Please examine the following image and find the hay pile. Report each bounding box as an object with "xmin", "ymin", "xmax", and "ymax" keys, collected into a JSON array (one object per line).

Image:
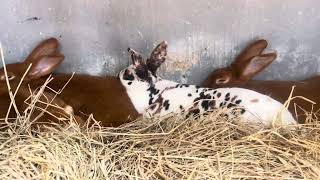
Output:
[
  {"xmin": 0, "ymin": 94, "xmax": 319, "ymax": 179},
  {"xmin": 0, "ymin": 44, "xmax": 319, "ymax": 179}
]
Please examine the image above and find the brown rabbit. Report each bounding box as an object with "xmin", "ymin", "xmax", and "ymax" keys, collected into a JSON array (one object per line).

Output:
[
  {"xmin": 0, "ymin": 81, "xmax": 85, "ymax": 129},
  {"xmin": 202, "ymin": 39, "xmax": 319, "ymax": 123},
  {"xmin": 0, "ymin": 40, "xmax": 84, "ymax": 128},
  {"xmin": 0, "ymin": 38, "xmax": 168, "ymax": 127}
]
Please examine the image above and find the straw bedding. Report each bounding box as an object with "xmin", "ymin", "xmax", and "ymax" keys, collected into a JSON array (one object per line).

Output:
[
  {"xmin": 0, "ymin": 87, "xmax": 319, "ymax": 179},
  {"xmin": 0, "ymin": 45, "xmax": 319, "ymax": 180}
]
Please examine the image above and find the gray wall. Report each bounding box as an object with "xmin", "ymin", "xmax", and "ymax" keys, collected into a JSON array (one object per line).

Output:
[{"xmin": 1, "ymin": 0, "xmax": 320, "ymax": 84}]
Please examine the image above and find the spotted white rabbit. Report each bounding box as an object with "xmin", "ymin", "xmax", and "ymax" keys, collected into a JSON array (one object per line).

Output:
[{"xmin": 118, "ymin": 41, "xmax": 297, "ymax": 128}]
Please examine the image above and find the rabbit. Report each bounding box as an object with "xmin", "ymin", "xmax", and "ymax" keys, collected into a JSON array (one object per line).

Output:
[
  {"xmin": 201, "ymin": 39, "xmax": 319, "ymax": 123},
  {"xmin": 0, "ymin": 64, "xmax": 85, "ymax": 129},
  {"xmin": 117, "ymin": 42, "xmax": 297, "ymax": 129},
  {"xmin": 0, "ymin": 39, "xmax": 85, "ymax": 127},
  {"xmin": 0, "ymin": 38, "xmax": 169, "ymax": 127}
]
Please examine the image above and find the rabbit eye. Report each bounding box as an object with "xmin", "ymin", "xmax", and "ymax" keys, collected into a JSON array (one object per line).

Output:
[
  {"xmin": 7, "ymin": 74, "xmax": 15, "ymax": 80},
  {"xmin": 0, "ymin": 74, "xmax": 15, "ymax": 81},
  {"xmin": 216, "ymin": 77, "xmax": 229, "ymax": 84}
]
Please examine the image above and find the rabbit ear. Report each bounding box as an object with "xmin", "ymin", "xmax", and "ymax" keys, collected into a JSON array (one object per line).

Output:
[
  {"xmin": 232, "ymin": 39, "xmax": 268, "ymax": 70},
  {"xmin": 147, "ymin": 41, "xmax": 168, "ymax": 75},
  {"xmin": 239, "ymin": 53, "xmax": 277, "ymax": 81},
  {"xmin": 128, "ymin": 48, "xmax": 146, "ymax": 67},
  {"xmin": 127, "ymin": 48, "xmax": 153, "ymax": 82},
  {"xmin": 25, "ymin": 38, "xmax": 60, "ymax": 63},
  {"xmin": 27, "ymin": 54, "xmax": 64, "ymax": 80}
]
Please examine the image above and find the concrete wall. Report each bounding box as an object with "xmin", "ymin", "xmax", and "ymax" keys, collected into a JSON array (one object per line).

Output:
[{"xmin": 1, "ymin": 0, "xmax": 320, "ymax": 84}]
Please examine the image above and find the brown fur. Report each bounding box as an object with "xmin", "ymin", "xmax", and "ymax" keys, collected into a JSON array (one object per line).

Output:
[
  {"xmin": 29, "ymin": 75, "xmax": 139, "ymax": 127},
  {"xmin": 0, "ymin": 38, "xmax": 139, "ymax": 127},
  {"xmin": 202, "ymin": 39, "xmax": 319, "ymax": 123},
  {"xmin": 0, "ymin": 80, "xmax": 85, "ymax": 128},
  {"xmin": 0, "ymin": 38, "xmax": 83, "ymax": 128}
]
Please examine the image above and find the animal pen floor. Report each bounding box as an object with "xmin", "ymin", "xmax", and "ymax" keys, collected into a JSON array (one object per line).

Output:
[{"xmin": 0, "ymin": 87, "xmax": 319, "ymax": 179}]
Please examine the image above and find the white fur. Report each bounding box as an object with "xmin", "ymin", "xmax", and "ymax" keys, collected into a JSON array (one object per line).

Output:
[{"xmin": 119, "ymin": 65, "xmax": 296, "ymax": 128}]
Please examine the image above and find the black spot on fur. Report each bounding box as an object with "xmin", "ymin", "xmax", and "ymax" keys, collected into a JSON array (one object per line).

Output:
[
  {"xmin": 231, "ymin": 96, "xmax": 238, "ymax": 102},
  {"xmin": 194, "ymin": 97, "xmax": 200, "ymax": 102},
  {"xmin": 188, "ymin": 93, "xmax": 192, "ymax": 97},
  {"xmin": 227, "ymin": 103, "xmax": 236, "ymax": 108},
  {"xmin": 213, "ymin": 90, "xmax": 217, "ymax": 94},
  {"xmin": 195, "ymin": 85, "xmax": 200, "ymax": 89},
  {"xmin": 123, "ymin": 69, "xmax": 134, "ymax": 81},
  {"xmin": 179, "ymin": 105, "xmax": 184, "ymax": 109},
  {"xmin": 196, "ymin": 90, "xmax": 199, "ymax": 93},
  {"xmin": 163, "ymin": 100, "xmax": 170, "ymax": 110},
  {"xmin": 217, "ymin": 92, "xmax": 221, "ymax": 98},
  {"xmin": 128, "ymin": 82, "xmax": 132, "ymax": 85},
  {"xmin": 219, "ymin": 102, "xmax": 224, "ymax": 107},
  {"xmin": 231, "ymin": 109, "xmax": 237, "ymax": 115},
  {"xmin": 208, "ymin": 88, "xmax": 213, "ymax": 91},
  {"xmin": 177, "ymin": 84, "xmax": 190, "ymax": 88},
  {"xmin": 225, "ymin": 96, "xmax": 230, "ymax": 101},
  {"xmin": 149, "ymin": 97, "xmax": 154, "ymax": 105},
  {"xmin": 209, "ymin": 100, "xmax": 216, "ymax": 108},
  {"xmin": 192, "ymin": 109, "xmax": 200, "ymax": 114},
  {"xmin": 187, "ymin": 108, "xmax": 200, "ymax": 117},
  {"xmin": 147, "ymin": 86, "xmax": 157, "ymax": 94},
  {"xmin": 149, "ymin": 104, "xmax": 157, "ymax": 110},
  {"xmin": 231, "ymin": 108, "xmax": 246, "ymax": 115},
  {"xmin": 200, "ymin": 92, "xmax": 211, "ymax": 99},
  {"xmin": 194, "ymin": 92, "xmax": 212, "ymax": 103},
  {"xmin": 235, "ymin": 100, "xmax": 242, "ymax": 104},
  {"xmin": 147, "ymin": 86, "xmax": 160, "ymax": 98},
  {"xmin": 201, "ymin": 100, "xmax": 210, "ymax": 111}
]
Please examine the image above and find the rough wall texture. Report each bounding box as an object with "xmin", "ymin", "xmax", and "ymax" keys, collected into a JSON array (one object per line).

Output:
[{"xmin": 1, "ymin": 0, "xmax": 320, "ymax": 84}]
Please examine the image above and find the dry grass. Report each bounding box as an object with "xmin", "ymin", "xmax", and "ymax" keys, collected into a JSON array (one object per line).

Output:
[
  {"xmin": 1, "ymin": 44, "xmax": 320, "ymax": 179},
  {"xmin": 0, "ymin": 95, "xmax": 319, "ymax": 179}
]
